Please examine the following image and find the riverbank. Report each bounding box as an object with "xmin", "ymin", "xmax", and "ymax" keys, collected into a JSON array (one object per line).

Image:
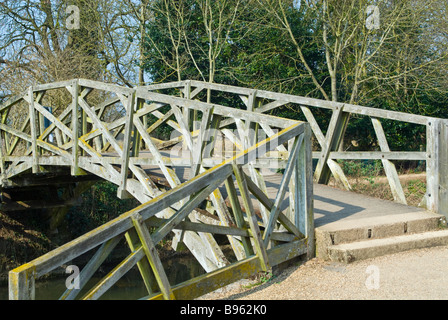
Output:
[{"xmin": 0, "ymin": 211, "xmax": 57, "ymax": 285}]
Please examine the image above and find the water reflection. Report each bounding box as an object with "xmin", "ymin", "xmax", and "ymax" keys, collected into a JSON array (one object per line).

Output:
[{"xmin": 0, "ymin": 254, "xmax": 205, "ymax": 300}]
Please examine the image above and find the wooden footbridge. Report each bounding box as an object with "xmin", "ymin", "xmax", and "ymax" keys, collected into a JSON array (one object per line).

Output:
[{"xmin": 3, "ymin": 79, "xmax": 447, "ymax": 300}]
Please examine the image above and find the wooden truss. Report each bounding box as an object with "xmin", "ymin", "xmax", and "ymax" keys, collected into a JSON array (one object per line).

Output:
[
  {"xmin": 5, "ymin": 79, "xmax": 313, "ymax": 299},
  {"xmin": 143, "ymin": 80, "xmax": 448, "ymax": 216},
  {"xmin": 4, "ymin": 78, "xmax": 448, "ymax": 299}
]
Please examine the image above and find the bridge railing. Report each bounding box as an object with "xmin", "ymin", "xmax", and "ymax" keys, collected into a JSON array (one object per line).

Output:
[
  {"xmin": 1, "ymin": 79, "xmax": 311, "ymax": 278},
  {"xmin": 8, "ymin": 120, "xmax": 313, "ymax": 300},
  {"xmin": 143, "ymin": 80, "xmax": 448, "ymax": 218}
]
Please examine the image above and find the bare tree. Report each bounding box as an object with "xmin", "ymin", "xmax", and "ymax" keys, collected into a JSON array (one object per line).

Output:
[{"xmin": 254, "ymin": 0, "xmax": 448, "ymax": 106}]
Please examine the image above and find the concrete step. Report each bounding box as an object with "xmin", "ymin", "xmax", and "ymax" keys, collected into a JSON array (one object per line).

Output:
[
  {"xmin": 315, "ymin": 211, "xmax": 447, "ymax": 261},
  {"xmin": 327, "ymin": 229, "xmax": 448, "ymax": 263}
]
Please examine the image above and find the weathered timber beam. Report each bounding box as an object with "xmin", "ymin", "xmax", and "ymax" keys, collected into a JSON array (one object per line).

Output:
[
  {"xmin": 81, "ymin": 247, "xmax": 145, "ymax": 300},
  {"xmin": 147, "ymin": 238, "xmax": 307, "ymax": 300},
  {"xmin": 8, "ymin": 122, "xmax": 306, "ymax": 300},
  {"xmin": 60, "ymin": 235, "xmax": 122, "ymax": 300},
  {"xmin": 372, "ymin": 117, "xmax": 407, "ymax": 204},
  {"xmin": 188, "ymin": 80, "xmax": 432, "ymax": 125},
  {"xmin": 328, "ymin": 151, "xmax": 426, "ymax": 160},
  {"xmin": 135, "ymin": 88, "xmax": 299, "ymax": 129},
  {"xmin": 132, "ymin": 212, "xmax": 175, "ymax": 300}
]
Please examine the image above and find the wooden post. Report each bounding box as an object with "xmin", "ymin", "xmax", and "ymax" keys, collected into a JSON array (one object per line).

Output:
[
  {"xmin": 124, "ymin": 229, "xmax": 159, "ymax": 295},
  {"xmin": 263, "ymin": 135, "xmax": 303, "ymax": 246},
  {"xmin": 0, "ymin": 127, "xmax": 5, "ymax": 182},
  {"xmin": 132, "ymin": 213, "xmax": 175, "ymax": 300},
  {"xmin": 298, "ymin": 124, "xmax": 314, "ymax": 257},
  {"xmin": 314, "ymin": 105, "xmax": 350, "ymax": 186},
  {"xmin": 224, "ymin": 175, "xmax": 254, "ymax": 258},
  {"xmin": 28, "ymin": 87, "xmax": 39, "ymax": 173},
  {"xmin": 232, "ymin": 164, "xmax": 270, "ymax": 272},
  {"xmin": 9, "ymin": 265, "xmax": 36, "ymax": 300},
  {"xmin": 71, "ymin": 80, "xmax": 82, "ymax": 176},
  {"xmin": 426, "ymin": 119, "xmax": 448, "ymax": 218},
  {"xmin": 371, "ymin": 117, "xmax": 407, "ymax": 204},
  {"xmin": 118, "ymin": 90, "xmax": 136, "ymax": 199},
  {"xmin": 182, "ymin": 80, "xmax": 192, "ymax": 132}
]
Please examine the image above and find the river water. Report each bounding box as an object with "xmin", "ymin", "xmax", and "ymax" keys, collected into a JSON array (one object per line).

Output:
[{"xmin": 0, "ymin": 254, "xmax": 205, "ymax": 300}]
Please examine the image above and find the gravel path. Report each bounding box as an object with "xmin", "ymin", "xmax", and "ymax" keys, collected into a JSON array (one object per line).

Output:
[{"xmin": 199, "ymin": 245, "xmax": 448, "ymax": 300}]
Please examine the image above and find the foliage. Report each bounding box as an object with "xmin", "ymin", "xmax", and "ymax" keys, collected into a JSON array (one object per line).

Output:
[{"xmin": 65, "ymin": 182, "xmax": 139, "ymax": 238}]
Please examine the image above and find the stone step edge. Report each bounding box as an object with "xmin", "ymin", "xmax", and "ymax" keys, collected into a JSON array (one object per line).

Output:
[
  {"xmin": 316, "ymin": 212, "xmax": 445, "ymax": 245},
  {"xmin": 327, "ymin": 229, "xmax": 448, "ymax": 263},
  {"xmin": 315, "ymin": 212, "xmax": 447, "ymax": 260}
]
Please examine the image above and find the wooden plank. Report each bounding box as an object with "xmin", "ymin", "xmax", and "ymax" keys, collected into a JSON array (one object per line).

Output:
[
  {"xmin": 300, "ymin": 106, "xmax": 325, "ymax": 147},
  {"xmin": 8, "ymin": 123, "xmax": 303, "ymax": 291},
  {"xmin": 60, "ymin": 235, "xmax": 122, "ymax": 300},
  {"xmin": 426, "ymin": 119, "xmax": 448, "ymax": 217},
  {"xmin": 147, "ymin": 216, "xmax": 248, "ymax": 237},
  {"xmin": 371, "ymin": 117, "xmax": 407, "ymax": 204},
  {"xmin": 8, "ymin": 263, "xmax": 36, "ymax": 300},
  {"xmin": 27, "ymin": 87, "xmax": 38, "ymax": 173},
  {"xmin": 0, "ymin": 130, "xmax": 5, "ymax": 179},
  {"xmin": 0, "ymin": 92, "xmax": 27, "ymax": 113},
  {"xmin": 132, "ymin": 213, "xmax": 175, "ymax": 300},
  {"xmin": 209, "ymin": 186, "xmax": 246, "ymax": 261},
  {"xmin": 5, "ymin": 161, "xmax": 32, "ymax": 179},
  {"xmin": 224, "ymin": 176, "xmax": 254, "ymax": 257},
  {"xmin": 78, "ymin": 78, "xmax": 134, "ymax": 95},
  {"xmin": 182, "ymin": 80, "xmax": 191, "ymax": 131},
  {"xmin": 33, "ymin": 80, "xmax": 75, "ymax": 92},
  {"xmin": 118, "ymin": 91, "xmax": 136, "ymax": 198},
  {"xmin": 314, "ymin": 105, "xmax": 351, "ymax": 189},
  {"xmin": 266, "ymin": 239, "xmax": 307, "ymax": 267},
  {"xmin": 135, "ymin": 88, "xmax": 299, "ymax": 129},
  {"xmin": 78, "ymin": 97, "xmax": 123, "ymax": 156},
  {"xmin": 202, "ymin": 114, "xmax": 222, "ymax": 159},
  {"xmin": 124, "ymin": 228, "xmax": 159, "ymax": 295},
  {"xmin": 243, "ymin": 172, "xmax": 304, "ymax": 239},
  {"xmin": 151, "ymin": 175, "xmax": 227, "ymax": 244},
  {"xmin": 221, "ymin": 128, "xmax": 243, "ymax": 150},
  {"xmin": 297, "ymin": 124, "xmax": 314, "ymax": 256},
  {"xmin": 81, "ymin": 247, "xmax": 145, "ymax": 300},
  {"xmin": 133, "ymin": 117, "xmax": 181, "ymax": 188},
  {"xmin": 129, "ymin": 164, "xmax": 159, "ymax": 198},
  {"xmin": 328, "ymin": 151, "xmax": 426, "ymax": 160},
  {"xmin": 70, "ymin": 80, "xmax": 81, "ymax": 175},
  {"xmin": 190, "ymin": 106, "xmax": 213, "ymax": 178},
  {"xmin": 171, "ymin": 104, "xmax": 194, "ymax": 152},
  {"xmin": 6, "ymin": 116, "xmax": 30, "ymax": 156},
  {"xmin": 148, "ymin": 238, "xmax": 307, "ymax": 300},
  {"xmin": 233, "ymin": 164, "xmax": 270, "ymax": 272},
  {"xmin": 263, "ymin": 135, "xmax": 303, "ymax": 246},
  {"xmin": 438, "ymin": 120, "xmax": 448, "ymax": 218},
  {"xmin": 78, "ymin": 139, "xmax": 121, "ymax": 183},
  {"xmin": 146, "ymin": 109, "xmax": 174, "ymax": 135},
  {"xmin": 189, "ymin": 80, "xmax": 430, "ymax": 125},
  {"xmin": 143, "ymin": 81, "xmax": 187, "ymax": 91},
  {"xmin": 148, "ymin": 255, "xmax": 261, "ymax": 300},
  {"xmin": 148, "ymin": 214, "xmax": 293, "ymax": 243}
]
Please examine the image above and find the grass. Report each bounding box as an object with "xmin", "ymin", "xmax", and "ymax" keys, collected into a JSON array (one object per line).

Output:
[
  {"xmin": 242, "ymin": 272, "xmax": 276, "ymax": 289},
  {"xmin": 328, "ymin": 160, "xmax": 427, "ymax": 207}
]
